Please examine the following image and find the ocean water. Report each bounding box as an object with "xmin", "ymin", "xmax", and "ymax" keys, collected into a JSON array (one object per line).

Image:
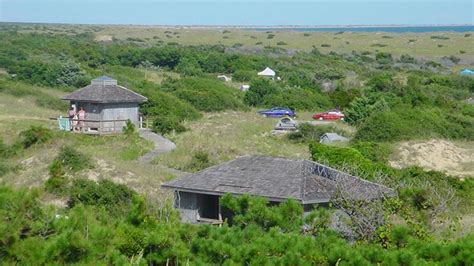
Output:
[{"xmin": 254, "ymin": 25, "xmax": 474, "ymax": 33}]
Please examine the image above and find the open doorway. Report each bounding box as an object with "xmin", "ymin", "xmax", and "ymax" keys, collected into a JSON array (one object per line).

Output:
[{"xmin": 197, "ymin": 194, "xmax": 220, "ymax": 220}]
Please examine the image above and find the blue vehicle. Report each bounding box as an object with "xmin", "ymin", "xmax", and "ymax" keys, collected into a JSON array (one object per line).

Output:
[{"xmin": 258, "ymin": 107, "xmax": 296, "ymax": 118}]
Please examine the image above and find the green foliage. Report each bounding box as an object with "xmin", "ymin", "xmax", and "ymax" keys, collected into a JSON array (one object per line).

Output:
[
  {"xmin": 220, "ymin": 194, "xmax": 304, "ymax": 232},
  {"xmin": 309, "ymin": 142, "xmax": 393, "ymax": 179},
  {"xmin": 56, "ymin": 145, "xmax": 93, "ymax": 172},
  {"xmin": 313, "ymin": 68, "xmax": 345, "ymax": 80},
  {"xmin": 264, "ymin": 87, "xmax": 332, "ymax": 110},
  {"xmin": 367, "ymin": 72, "xmax": 395, "ymax": 91},
  {"xmin": 164, "ymin": 77, "xmax": 245, "ymax": 112},
  {"xmin": 351, "ymin": 141, "xmax": 392, "ymax": 163},
  {"xmin": 244, "ymin": 78, "xmax": 331, "ymax": 110},
  {"xmin": 345, "ymin": 95, "xmax": 389, "ymax": 125},
  {"xmin": 122, "ymin": 119, "xmax": 136, "ymax": 137},
  {"xmin": 68, "ymin": 179, "xmax": 136, "ymax": 213},
  {"xmin": 375, "ymin": 52, "xmax": 393, "ymax": 64},
  {"xmin": 232, "ymin": 69, "xmax": 254, "ymax": 82},
  {"xmin": 0, "ymin": 79, "xmax": 68, "ymax": 111},
  {"xmin": 328, "ymin": 88, "xmax": 361, "ymax": 109},
  {"xmin": 45, "ymin": 159, "xmax": 68, "ymax": 194},
  {"xmin": 141, "ymin": 90, "xmax": 201, "ymax": 122},
  {"xmin": 186, "ymin": 151, "xmax": 213, "ymax": 172},
  {"xmin": 355, "ymin": 107, "xmax": 474, "ymax": 141},
  {"xmin": 287, "ymin": 123, "xmax": 347, "ymax": 143},
  {"xmin": 244, "ymin": 78, "xmax": 279, "ymax": 106},
  {"xmin": 152, "ymin": 116, "xmax": 187, "ymax": 135},
  {"xmin": 0, "ymin": 184, "xmax": 473, "ymax": 265},
  {"xmin": 18, "ymin": 126, "xmax": 52, "ymax": 149},
  {"xmin": 399, "ymin": 54, "xmax": 416, "ymax": 64},
  {"xmin": 430, "ymin": 35, "xmax": 450, "ymax": 40}
]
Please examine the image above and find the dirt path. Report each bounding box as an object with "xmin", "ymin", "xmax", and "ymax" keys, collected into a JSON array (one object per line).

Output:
[
  {"xmin": 139, "ymin": 129, "xmax": 177, "ymax": 162},
  {"xmin": 138, "ymin": 129, "xmax": 188, "ymax": 176}
]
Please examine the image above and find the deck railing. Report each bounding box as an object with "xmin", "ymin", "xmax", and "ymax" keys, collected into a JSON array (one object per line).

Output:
[{"xmin": 52, "ymin": 117, "xmax": 130, "ymax": 135}]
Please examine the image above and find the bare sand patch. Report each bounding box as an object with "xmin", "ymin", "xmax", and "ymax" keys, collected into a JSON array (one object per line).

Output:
[
  {"xmin": 389, "ymin": 139, "xmax": 474, "ymax": 177},
  {"xmin": 95, "ymin": 34, "xmax": 113, "ymax": 42}
]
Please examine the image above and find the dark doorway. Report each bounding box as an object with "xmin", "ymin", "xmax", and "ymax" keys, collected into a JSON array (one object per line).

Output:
[{"xmin": 198, "ymin": 194, "xmax": 219, "ymax": 220}]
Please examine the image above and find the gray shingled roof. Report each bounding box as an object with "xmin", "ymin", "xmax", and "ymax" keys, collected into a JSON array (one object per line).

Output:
[
  {"xmin": 62, "ymin": 77, "xmax": 147, "ymax": 103},
  {"xmin": 162, "ymin": 155, "xmax": 395, "ymax": 203}
]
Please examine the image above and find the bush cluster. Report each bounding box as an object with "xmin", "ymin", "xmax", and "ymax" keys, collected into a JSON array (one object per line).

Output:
[
  {"xmin": 244, "ymin": 78, "xmax": 332, "ymax": 110},
  {"xmin": 1, "ymin": 184, "xmax": 473, "ymax": 265},
  {"xmin": 151, "ymin": 116, "xmax": 187, "ymax": 135},
  {"xmin": 18, "ymin": 126, "xmax": 52, "ymax": 149},
  {"xmin": 164, "ymin": 77, "xmax": 245, "ymax": 112},
  {"xmin": 287, "ymin": 123, "xmax": 348, "ymax": 143}
]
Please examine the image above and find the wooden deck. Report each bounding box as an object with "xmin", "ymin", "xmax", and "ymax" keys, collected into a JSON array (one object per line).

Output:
[
  {"xmin": 52, "ymin": 117, "xmax": 130, "ymax": 135},
  {"xmin": 197, "ymin": 218, "xmax": 224, "ymax": 225}
]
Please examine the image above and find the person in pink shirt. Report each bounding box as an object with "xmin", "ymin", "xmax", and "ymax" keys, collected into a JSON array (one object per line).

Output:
[{"xmin": 77, "ymin": 107, "xmax": 86, "ymax": 131}]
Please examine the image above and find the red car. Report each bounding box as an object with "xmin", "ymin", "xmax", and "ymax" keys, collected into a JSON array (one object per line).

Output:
[{"xmin": 312, "ymin": 110, "xmax": 345, "ymax": 121}]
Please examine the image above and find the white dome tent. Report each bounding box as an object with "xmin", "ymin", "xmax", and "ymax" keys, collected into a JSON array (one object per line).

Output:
[{"xmin": 257, "ymin": 67, "xmax": 276, "ymax": 80}]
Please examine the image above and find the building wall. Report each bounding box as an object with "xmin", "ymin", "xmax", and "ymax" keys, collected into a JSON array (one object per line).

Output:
[
  {"xmin": 175, "ymin": 191, "xmax": 199, "ymax": 224},
  {"xmin": 100, "ymin": 103, "xmax": 139, "ymax": 132},
  {"xmin": 71, "ymin": 101, "xmax": 102, "ymax": 129}
]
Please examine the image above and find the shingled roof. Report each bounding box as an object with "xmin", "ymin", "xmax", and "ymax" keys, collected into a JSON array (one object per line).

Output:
[
  {"xmin": 61, "ymin": 76, "xmax": 147, "ymax": 103},
  {"xmin": 162, "ymin": 155, "xmax": 395, "ymax": 204}
]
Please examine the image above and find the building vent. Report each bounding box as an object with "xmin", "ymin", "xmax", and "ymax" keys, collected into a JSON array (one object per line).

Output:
[{"xmin": 91, "ymin": 75, "xmax": 117, "ymax": 86}]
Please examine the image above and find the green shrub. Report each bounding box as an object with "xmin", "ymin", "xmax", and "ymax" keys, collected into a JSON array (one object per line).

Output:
[
  {"xmin": 18, "ymin": 126, "xmax": 52, "ymax": 149},
  {"xmin": 140, "ymin": 89, "xmax": 201, "ymax": 121},
  {"xmin": 0, "ymin": 160, "xmax": 10, "ymax": 176},
  {"xmin": 232, "ymin": 70, "xmax": 255, "ymax": 82},
  {"xmin": 351, "ymin": 141, "xmax": 392, "ymax": 163},
  {"xmin": 0, "ymin": 138, "xmax": 7, "ymax": 158},
  {"xmin": 314, "ymin": 68, "xmax": 345, "ymax": 80},
  {"xmin": 56, "ymin": 145, "xmax": 93, "ymax": 172},
  {"xmin": 220, "ymin": 194, "xmax": 303, "ymax": 232},
  {"xmin": 399, "ymin": 54, "xmax": 416, "ymax": 64},
  {"xmin": 152, "ymin": 116, "xmax": 187, "ymax": 135},
  {"xmin": 355, "ymin": 107, "xmax": 474, "ymax": 142},
  {"xmin": 262, "ymin": 88, "xmax": 332, "ymax": 111},
  {"xmin": 329, "ymin": 88, "xmax": 361, "ymax": 109},
  {"xmin": 309, "ymin": 142, "xmax": 393, "ymax": 179},
  {"xmin": 45, "ymin": 159, "xmax": 68, "ymax": 194},
  {"xmin": 375, "ymin": 52, "xmax": 393, "ymax": 64},
  {"xmin": 186, "ymin": 151, "xmax": 213, "ymax": 172},
  {"xmin": 345, "ymin": 96, "xmax": 389, "ymax": 125},
  {"xmin": 430, "ymin": 35, "xmax": 449, "ymax": 40},
  {"xmin": 244, "ymin": 78, "xmax": 278, "ymax": 106},
  {"xmin": 165, "ymin": 77, "xmax": 245, "ymax": 112},
  {"xmin": 122, "ymin": 119, "xmax": 136, "ymax": 136},
  {"xmin": 68, "ymin": 179, "xmax": 136, "ymax": 213},
  {"xmin": 288, "ymin": 123, "xmax": 347, "ymax": 143}
]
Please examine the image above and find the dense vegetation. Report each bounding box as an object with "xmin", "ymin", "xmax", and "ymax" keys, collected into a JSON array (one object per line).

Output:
[{"xmin": 0, "ymin": 27, "xmax": 473, "ymax": 264}]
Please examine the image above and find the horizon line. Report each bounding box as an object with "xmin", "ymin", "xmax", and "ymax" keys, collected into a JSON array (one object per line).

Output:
[{"xmin": 1, "ymin": 21, "xmax": 473, "ymax": 29}]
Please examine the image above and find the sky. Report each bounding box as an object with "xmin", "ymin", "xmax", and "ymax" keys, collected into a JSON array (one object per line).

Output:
[{"xmin": 0, "ymin": 0, "xmax": 473, "ymax": 26}]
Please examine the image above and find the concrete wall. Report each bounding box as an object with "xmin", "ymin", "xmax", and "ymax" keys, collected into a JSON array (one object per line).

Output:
[{"xmin": 175, "ymin": 191, "xmax": 199, "ymax": 224}]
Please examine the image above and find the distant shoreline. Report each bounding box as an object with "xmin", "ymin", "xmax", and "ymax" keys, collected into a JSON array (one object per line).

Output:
[
  {"xmin": 2, "ymin": 21, "xmax": 473, "ymax": 33},
  {"xmin": 1, "ymin": 21, "xmax": 472, "ymax": 29}
]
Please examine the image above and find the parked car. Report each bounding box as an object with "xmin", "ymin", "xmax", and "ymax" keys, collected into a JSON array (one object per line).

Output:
[
  {"xmin": 312, "ymin": 109, "xmax": 345, "ymax": 121},
  {"xmin": 258, "ymin": 107, "xmax": 296, "ymax": 118}
]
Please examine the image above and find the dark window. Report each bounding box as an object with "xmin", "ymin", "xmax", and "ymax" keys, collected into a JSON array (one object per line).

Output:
[{"xmin": 198, "ymin": 194, "xmax": 219, "ymax": 219}]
